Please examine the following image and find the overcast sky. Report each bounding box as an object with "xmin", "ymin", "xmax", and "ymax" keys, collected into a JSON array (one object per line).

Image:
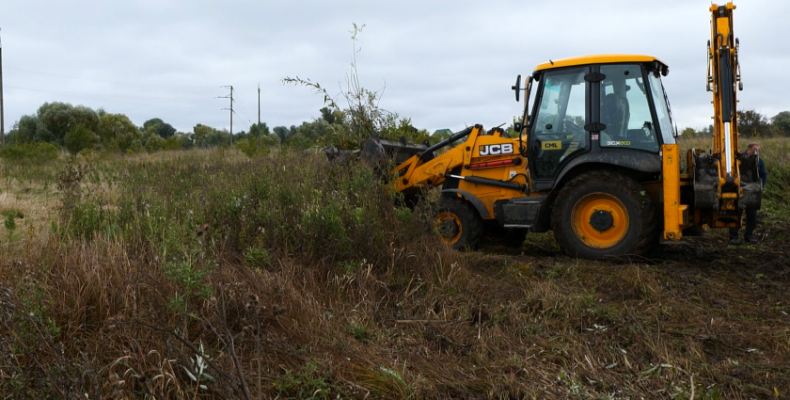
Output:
[{"xmin": 1, "ymin": 0, "xmax": 788, "ymax": 136}]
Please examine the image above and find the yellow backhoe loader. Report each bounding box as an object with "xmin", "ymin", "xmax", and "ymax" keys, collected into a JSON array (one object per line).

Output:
[{"xmin": 362, "ymin": 2, "xmax": 761, "ymax": 259}]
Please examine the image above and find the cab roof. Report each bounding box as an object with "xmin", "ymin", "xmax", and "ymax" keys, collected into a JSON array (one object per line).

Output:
[{"xmin": 533, "ymin": 54, "xmax": 668, "ymax": 72}]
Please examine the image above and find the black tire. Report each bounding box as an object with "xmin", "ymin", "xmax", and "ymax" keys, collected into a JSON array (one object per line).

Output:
[
  {"xmin": 551, "ymin": 171, "xmax": 658, "ymax": 259},
  {"xmin": 435, "ymin": 196, "xmax": 484, "ymax": 250},
  {"xmin": 483, "ymin": 223, "xmax": 529, "ymax": 248}
]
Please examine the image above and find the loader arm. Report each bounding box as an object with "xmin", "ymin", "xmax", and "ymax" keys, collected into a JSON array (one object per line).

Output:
[{"xmin": 394, "ymin": 125, "xmax": 483, "ymax": 195}]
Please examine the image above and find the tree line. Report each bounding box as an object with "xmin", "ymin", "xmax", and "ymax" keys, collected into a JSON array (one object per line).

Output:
[
  {"xmin": 8, "ymin": 102, "xmax": 780, "ymax": 159},
  {"xmin": 680, "ymin": 109, "xmax": 790, "ymax": 138},
  {"xmin": 0, "ymin": 101, "xmax": 433, "ymax": 158}
]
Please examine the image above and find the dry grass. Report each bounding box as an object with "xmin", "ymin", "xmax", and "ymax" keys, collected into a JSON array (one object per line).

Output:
[{"xmin": 0, "ymin": 148, "xmax": 788, "ymax": 399}]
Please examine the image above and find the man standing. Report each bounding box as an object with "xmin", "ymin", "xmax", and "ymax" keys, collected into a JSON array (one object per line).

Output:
[{"xmin": 730, "ymin": 143, "xmax": 767, "ymax": 244}]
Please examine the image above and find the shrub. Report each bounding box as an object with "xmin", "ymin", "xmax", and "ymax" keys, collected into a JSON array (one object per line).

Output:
[
  {"xmin": 145, "ymin": 134, "xmax": 166, "ymax": 153},
  {"xmin": 64, "ymin": 125, "xmax": 97, "ymax": 155},
  {"xmin": 55, "ymin": 150, "xmax": 438, "ymax": 270},
  {"xmin": 0, "ymin": 142, "xmax": 61, "ymax": 163},
  {"xmin": 163, "ymin": 136, "xmax": 182, "ymax": 151},
  {"xmin": 234, "ymin": 137, "xmax": 277, "ymax": 158},
  {"xmin": 243, "ymin": 247, "xmax": 271, "ymax": 269}
]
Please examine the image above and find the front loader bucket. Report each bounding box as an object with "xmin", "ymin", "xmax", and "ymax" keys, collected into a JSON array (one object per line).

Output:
[
  {"xmin": 324, "ymin": 146, "xmax": 359, "ymax": 163},
  {"xmin": 360, "ymin": 137, "xmax": 430, "ymax": 168}
]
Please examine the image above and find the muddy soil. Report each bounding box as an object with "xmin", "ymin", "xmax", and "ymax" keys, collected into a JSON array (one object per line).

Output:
[{"xmin": 463, "ymin": 217, "xmax": 790, "ymax": 398}]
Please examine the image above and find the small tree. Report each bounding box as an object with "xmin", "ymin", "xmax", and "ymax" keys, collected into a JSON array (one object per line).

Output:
[
  {"xmin": 249, "ymin": 122, "xmax": 271, "ymax": 137},
  {"xmin": 272, "ymin": 126, "xmax": 292, "ymax": 144},
  {"xmin": 680, "ymin": 127, "xmax": 696, "ymax": 138},
  {"xmin": 235, "ymin": 134, "xmax": 279, "ymax": 157},
  {"xmin": 9, "ymin": 115, "xmax": 51, "ymax": 144},
  {"xmin": 771, "ymin": 111, "xmax": 790, "ymax": 137},
  {"xmin": 142, "ymin": 118, "xmax": 176, "ymax": 138},
  {"xmin": 174, "ymin": 132, "xmax": 194, "ymax": 150},
  {"xmin": 145, "ymin": 134, "xmax": 166, "ymax": 153},
  {"xmin": 737, "ymin": 109, "xmax": 771, "ymax": 137},
  {"xmin": 192, "ymin": 124, "xmax": 230, "ymax": 148},
  {"xmin": 64, "ymin": 125, "xmax": 97, "ymax": 155},
  {"xmin": 99, "ymin": 112, "xmax": 142, "ymax": 153},
  {"xmin": 38, "ymin": 102, "xmax": 99, "ymax": 144}
]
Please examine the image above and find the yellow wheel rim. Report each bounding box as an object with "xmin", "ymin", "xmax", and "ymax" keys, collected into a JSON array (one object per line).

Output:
[
  {"xmin": 571, "ymin": 193, "xmax": 629, "ymax": 249},
  {"xmin": 436, "ymin": 212, "xmax": 462, "ymax": 245}
]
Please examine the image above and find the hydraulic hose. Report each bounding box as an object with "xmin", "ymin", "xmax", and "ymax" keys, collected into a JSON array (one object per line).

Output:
[{"xmin": 420, "ymin": 126, "xmax": 476, "ymax": 161}]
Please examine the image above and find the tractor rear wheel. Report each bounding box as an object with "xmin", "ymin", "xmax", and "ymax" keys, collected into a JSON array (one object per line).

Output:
[
  {"xmin": 436, "ymin": 196, "xmax": 484, "ymax": 250},
  {"xmin": 551, "ymin": 171, "xmax": 657, "ymax": 259}
]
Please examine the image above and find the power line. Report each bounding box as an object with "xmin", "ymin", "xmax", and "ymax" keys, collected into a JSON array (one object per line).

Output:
[
  {"xmin": 5, "ymin": 66, "xmax": 213, "ymax": 90},
  {"xmin": 6, "ymin": 85, "xmax": 210, "ymax": 101},
  {"xmin": 231, "ymin": 98, "xmax": 254, "ymax": 127},
  {"xmin": 7, "ymin": 76, "xmax": 263, "ymax": 133},
  {"xmin": 6, "ymin": 86, "xmax": 218, "ymax": 115}
]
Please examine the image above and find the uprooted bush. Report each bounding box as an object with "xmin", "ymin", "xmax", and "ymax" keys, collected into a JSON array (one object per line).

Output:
[{"xmin": 283, "ymin": 24, "xmax": 432, "ymax": 151}]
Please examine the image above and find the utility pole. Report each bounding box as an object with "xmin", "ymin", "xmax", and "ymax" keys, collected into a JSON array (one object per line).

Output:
[
  {"xmin": 0, "ymin": 29, "xmax": 5, "ymax": 147},
  {"xmin": 219, "ymin": 85, "xmax": 234, "ymax": 145},
  {"xmin": 228, "ymin": 85, "xmax": 233, "ymax": 143},
  {"xmin": 257, "ymin": 83, "xmax": 261, "ymax": 146}
]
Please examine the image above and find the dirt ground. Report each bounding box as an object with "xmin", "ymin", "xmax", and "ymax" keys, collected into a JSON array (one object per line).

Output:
[
  {"xmin": 463, "ymin": 216, "xmax": 790, "ymax": 398},
  {"xmin": 515, "ymin": 214, "xmax": 790, "ymax": 277}
]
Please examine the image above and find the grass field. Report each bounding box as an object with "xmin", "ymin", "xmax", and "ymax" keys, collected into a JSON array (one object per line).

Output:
[{"xmin": 0, "ymin": 139, "xmax": 788, "ymax": 399}]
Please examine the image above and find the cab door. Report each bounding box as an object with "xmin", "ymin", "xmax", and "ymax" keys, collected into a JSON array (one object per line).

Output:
[{"xmin": 527, "ymin": 66, "xmax": 590, "ymax": 183}]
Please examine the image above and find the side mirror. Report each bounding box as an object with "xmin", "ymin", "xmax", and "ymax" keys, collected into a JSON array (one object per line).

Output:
[
  {"xmin": 514, "ymin": 122, "xmax": 523, "ymax": 132},
  {"xmin": 511, "ymin": 75, "xmax": 521, "ymax": 102}
]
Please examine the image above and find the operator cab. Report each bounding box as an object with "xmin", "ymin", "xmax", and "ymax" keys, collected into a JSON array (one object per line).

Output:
[{"xmin": 514, "ymin": 55, "xmax": 676, "ymax": 188}]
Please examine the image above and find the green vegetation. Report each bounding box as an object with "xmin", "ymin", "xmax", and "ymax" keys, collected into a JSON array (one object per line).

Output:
[
  {"xmin": 0, "ymin": 142, "xmax": 60, "ymax": 163},
  {"xmin": 0, "ymin": 147, "xmax": 787, "ymax": 399},
  {"xmin": 680, "ymin": 109, "xmax": 790, "ymax": 138},
  {"xmin": 2, "ymin": 97, "xmax": 433, "ymax": 159}
]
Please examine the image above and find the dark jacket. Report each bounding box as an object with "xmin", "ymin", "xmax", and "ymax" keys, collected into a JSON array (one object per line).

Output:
[{"xmin": 758, "ymin": 158, "xmax": 767, "ymax": 186}]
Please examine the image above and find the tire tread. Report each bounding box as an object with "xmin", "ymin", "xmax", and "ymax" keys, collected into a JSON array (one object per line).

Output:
[{"xmin": 551, "ymin": 171, "xmax": 658, "ymax": 259}]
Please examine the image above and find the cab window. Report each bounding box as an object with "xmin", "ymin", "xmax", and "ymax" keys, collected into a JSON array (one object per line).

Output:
[
  {"xmin": 600, "ymin": 64, "xmax": 659, "ymax": 153},
  {"xmin": 648, "ymin": 73, "xmax": 676, "ymax": 145},
  {"xmin": 530, "ymin": 67, "xmax": 588, "ymax": 179}
]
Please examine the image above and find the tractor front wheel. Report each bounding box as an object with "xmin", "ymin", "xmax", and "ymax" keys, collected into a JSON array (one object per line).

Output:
[{"xmin": 435, "ymin": 196, "xmax": 484, "ymax": 250}]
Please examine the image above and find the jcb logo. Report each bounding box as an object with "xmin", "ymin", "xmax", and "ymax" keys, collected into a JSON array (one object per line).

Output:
[{"xmin": 479, "ymin": 143, "xmax": 513, "ymax": 156}]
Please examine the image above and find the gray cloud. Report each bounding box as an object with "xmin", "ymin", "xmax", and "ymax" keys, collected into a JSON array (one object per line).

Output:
[{"xmin": 2, "ymin": 0, "xmax": 787, "ymax": 135}]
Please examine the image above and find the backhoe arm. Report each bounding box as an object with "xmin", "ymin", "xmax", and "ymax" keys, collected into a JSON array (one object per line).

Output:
[{"xmin": 707, "ymin": 2, "xmax": 742, "ymax": 207}]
